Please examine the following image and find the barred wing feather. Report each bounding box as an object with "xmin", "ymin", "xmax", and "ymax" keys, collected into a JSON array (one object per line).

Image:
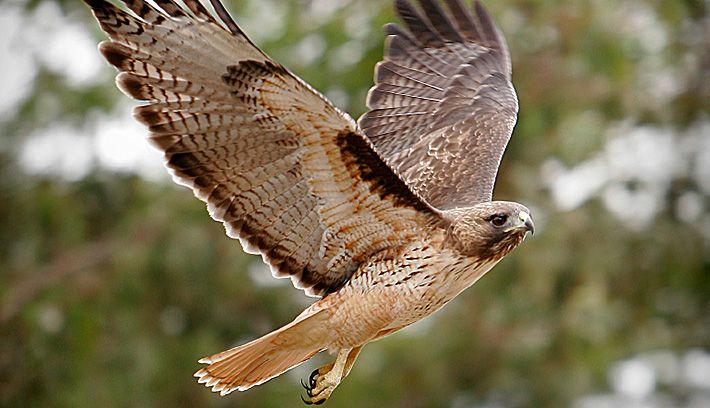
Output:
[
  {"xmin": 359, "ymin": 0, "xmax": 519, "ymax": 209},
  {"xmin": 86, "ymin": 0, "xmax": 437, "ymax": 296}
]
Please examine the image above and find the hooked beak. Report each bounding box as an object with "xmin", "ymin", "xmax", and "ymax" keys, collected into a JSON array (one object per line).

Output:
[{"xmin": 506, "ymin": 211, "xmax": 535, "ymax": 235}]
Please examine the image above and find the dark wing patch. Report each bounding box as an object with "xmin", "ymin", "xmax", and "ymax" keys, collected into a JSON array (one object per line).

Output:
[
  {"xmin": 86, "ymin": 0, "xmax": 438, "ymax": 296},
  {"xmin": 336, "ymin": 131, "xmax": 431, "ymax": 212},
  {"xmin": 359, "ymin": 0, "xmax": 518, "ymax": 209}
]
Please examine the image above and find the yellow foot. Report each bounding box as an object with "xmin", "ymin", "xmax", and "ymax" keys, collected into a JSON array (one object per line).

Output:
[
  {"xmin": 301, "ymin": 365, "xmax": 339, "ymax": 405},
  {"xmin": 300, "ymin": 347, "xmax": 362, "ymax": 405}
]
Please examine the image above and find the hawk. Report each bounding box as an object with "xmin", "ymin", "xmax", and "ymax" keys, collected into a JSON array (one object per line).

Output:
[{"xmin": 85, "ymin": 0, "xmax": 534, "ymax": 403}]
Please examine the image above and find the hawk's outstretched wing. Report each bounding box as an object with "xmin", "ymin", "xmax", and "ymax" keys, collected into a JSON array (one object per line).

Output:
[
  {"xmin": 359, "ymin": 0, "xmax": 518, "ymax": 209},
  {"xmin": 86, "ymin": 0, "xmax": 438, "ymax": 297},
  {"xmin": 86, "ymin": 0, "xmax": 517, "ymax": 296}
]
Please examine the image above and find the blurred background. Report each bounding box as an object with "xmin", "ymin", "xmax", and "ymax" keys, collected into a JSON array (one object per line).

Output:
[{"xmin": 1, "ymin": 0, "xmax": 709, "ymax": 407}]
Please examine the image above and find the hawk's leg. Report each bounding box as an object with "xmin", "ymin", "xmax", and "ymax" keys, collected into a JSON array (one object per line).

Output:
[{"xmin": 302, "ymin": 346, "xmax": 362, "ymax": 404}]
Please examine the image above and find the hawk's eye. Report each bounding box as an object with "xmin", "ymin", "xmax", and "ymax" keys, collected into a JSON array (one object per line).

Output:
[{"xmin": 490, "ymin": 214, "xmax": 507, "ymax": 227}]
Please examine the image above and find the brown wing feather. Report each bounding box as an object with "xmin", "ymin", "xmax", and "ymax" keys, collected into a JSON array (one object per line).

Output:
[
  {"xmin": 359, "ymin": 0, "xmax": 518, "ymax": 209},
  {"xmin": 86, "ymin": 0, "xmax": 438, "ymax": 296}
]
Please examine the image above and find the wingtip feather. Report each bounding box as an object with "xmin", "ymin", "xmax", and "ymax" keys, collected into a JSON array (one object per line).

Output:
[
  {"xmin": 98, "ymin": 41, "xmax": 130, "ymax": 70},
  {"xmin": 83, "ymin": 0, "xmax": 110, "ymax": 10}
]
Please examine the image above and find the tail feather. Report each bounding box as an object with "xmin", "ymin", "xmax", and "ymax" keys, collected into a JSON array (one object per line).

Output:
[{"xmin": 195, "ymin": 308, "xmax": 328, "ymax": 395}]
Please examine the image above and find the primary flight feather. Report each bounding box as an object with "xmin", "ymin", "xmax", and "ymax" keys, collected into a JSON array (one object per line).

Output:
[{"xmin": 85, "ymin": 0, "xmax": 534, "ymax": 403}]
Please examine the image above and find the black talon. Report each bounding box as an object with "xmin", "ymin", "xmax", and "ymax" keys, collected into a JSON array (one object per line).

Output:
[
  {"xmin": 301, "ymin": 369, "xmax": 326, "ymax": 404},
  {"xmin": 302, "ymin": 382, "xmax": 313, "ymax": 398},
  {"xmin": 309, "ymin": 369, "xmax": 319, "ymax": 389}
]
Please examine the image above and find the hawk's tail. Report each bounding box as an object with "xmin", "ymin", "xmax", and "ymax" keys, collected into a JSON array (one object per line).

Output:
[{"xmin": 194, "ymin": 308, "xmax": 329, "ymax": 395}]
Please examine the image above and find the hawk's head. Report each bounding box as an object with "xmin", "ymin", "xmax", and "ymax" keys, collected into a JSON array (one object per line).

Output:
[{"xmin": 444, "ymin": 201, "xmax": 534, "ymax": 261}]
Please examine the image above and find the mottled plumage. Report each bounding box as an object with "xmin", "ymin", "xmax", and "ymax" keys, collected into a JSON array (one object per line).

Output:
[{"xmin": 85, "ymin": 0, "xmax": 533, "ymax": 403}]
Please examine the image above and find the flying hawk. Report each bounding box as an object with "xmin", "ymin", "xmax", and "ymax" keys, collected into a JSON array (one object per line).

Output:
[{"xmin": 85, "ymin": 0, "xmax": 534, "ymax": 403}]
